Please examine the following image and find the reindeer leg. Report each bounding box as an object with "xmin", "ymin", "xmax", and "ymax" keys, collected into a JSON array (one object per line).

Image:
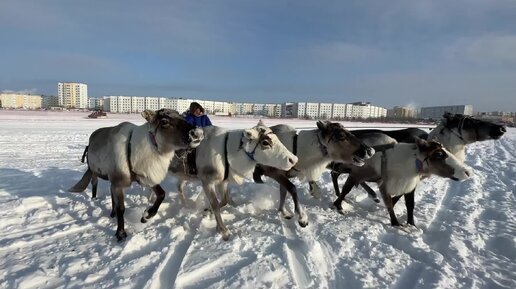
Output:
[
  {"xmin": 379, "ymin": 186, "xmax": 400, "ymax": 226},
  {"xmin": 331, "ymin": 170, "xmax": 341, "ymax": 197},
  {"xmin": 203, "ymin": 182, "xmax": 230, "ymax": 240},
  {"xmin": 360, "ymin": 182, "xmax": 380, "ymax": 203},
  {"xmin": 141, "ymin": 185, "xmax": 166, "ymax": 222},
  {"xmin": 109, "ymin": 189, "xmax": 116, "ymax": 218},
  {"xmin": 277, "ymin": 175, "xmax": 307, "ymax": 227},
  {"xmin": 404, "ymin": 190, "xmax": 416, "ymax": 226},
  {"xmin": 177, "ymin": 178, "xmax": 187, "ymax": 206},
  {"xmin": 333, "ymin": 176, "xmax": 356, "ymax": 213},
  {"xmin": 91, "ymin": 173, "xmax": 98, "ymax": 199},
  {"xmin": 111, "ymin": 184, "xmax": 127, "ymax": 241},
  {"xmin": 219, "ymin": 181, "xmax": 234, "ymax": 207},
  {"xmin": 278, "ymin": 184, "xmax": 293, "ymax": 219},
  {"xmin": 308, "ymin": 181, "xmax": 322, "ymax": 199}
]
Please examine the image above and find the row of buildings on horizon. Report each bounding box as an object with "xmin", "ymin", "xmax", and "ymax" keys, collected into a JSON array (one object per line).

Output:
[{"xmin": 1, "ymin": 82, "xmax": 515, "ymax": 124}]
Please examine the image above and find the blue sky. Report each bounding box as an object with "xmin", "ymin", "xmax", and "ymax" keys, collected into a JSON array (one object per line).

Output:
[{"xmin": 1, "ymin": 0, "xmax": 516, "ymax": 112}]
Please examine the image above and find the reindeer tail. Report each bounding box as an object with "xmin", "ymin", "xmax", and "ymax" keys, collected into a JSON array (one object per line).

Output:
[
  {"xmin": 80, "ymin": 146, "xmax": 89, "ymax": 163},
  {"xmin": 69, "ymin": 169, "xmax": 93, "ymax": 192}
]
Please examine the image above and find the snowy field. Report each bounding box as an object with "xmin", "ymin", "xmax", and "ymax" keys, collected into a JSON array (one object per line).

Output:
[{"xmin": 0, "ymin": 110, "xmax": 514, "ymax": 289}]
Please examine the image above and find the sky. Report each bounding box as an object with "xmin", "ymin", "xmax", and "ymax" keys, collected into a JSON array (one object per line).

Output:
[{"xmin": 1, "ymin": 0, "xmax": 516, "ymax": 112}]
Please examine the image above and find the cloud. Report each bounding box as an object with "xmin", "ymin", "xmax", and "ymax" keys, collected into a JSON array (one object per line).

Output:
[
  {"xmin": 447, "ymin": 34, "xmax": 516, "ymax": 65},
  {"xmin": 1, "ymin": 89, "xmax": 38, "ymax": 95},
  {"xmin": 307, "ymin": 42, "xmax": 384, "ymax": 63}
]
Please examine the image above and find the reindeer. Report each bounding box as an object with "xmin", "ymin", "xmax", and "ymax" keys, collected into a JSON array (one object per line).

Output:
[
  {"xmin": 333, "ymin": 138, "xmax": 472, "ymax": 226},
  {"xmin": 253, "ymin": 121, "xmax": 375, "ymax": 227},
  {"xmin": 69, "ymin": 109, "xmax": 204, "ymax": 241},
  {"xmin": 331, "ymin": 113, "xmax": 506, "ymax": 205},
  {"xmin": 169, "ymin": 120, "xmax": 298, "ymax": 240}
]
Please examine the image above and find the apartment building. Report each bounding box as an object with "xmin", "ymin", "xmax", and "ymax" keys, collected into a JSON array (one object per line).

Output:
[
  {"xmin": 41, "ymin": 95, "xmax": 59, "ymax": 108},
  {"xmin": 0, "ymin": 93, "xmax": 42, "ymax": 109},
  {"xmin": 387, "ymin": 106, "xmax": 415, "ymax": 118},
  {"xmin": 88, "ymin": 97, "xmax": 104, "ymax": 110},
  {"xmin": 319, "ymin": 103, "xmax": 333, "ymax": 119},
  {"xmin": 420, "ymin": 105, "xmax": 473, "ymax": 120},
  {"xmin": 58, "ymin": 82, "xmax": 88, "ymax": 108}
]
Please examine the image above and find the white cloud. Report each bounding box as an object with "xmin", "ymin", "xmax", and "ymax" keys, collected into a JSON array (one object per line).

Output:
[{"xmin": 447, "ymin": 34, "xmax": 516, "ymax": 65}]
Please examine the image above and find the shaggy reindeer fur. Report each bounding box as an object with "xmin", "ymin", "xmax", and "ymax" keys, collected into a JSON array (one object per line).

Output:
[
  {"xmin": 327, "ymin": 128, "xmax": 425, "ymax": 201},
  {"xmin": 69, "ymin": 109, "xmax": 204, "ymax": 241},
  {"xmin": 332, "ymin": 113, "xmax": 507, "ymax": 204},
  {"xmin": 333, "ymin": 138, "xmax": 472, "ymax": 226},
  {"xmin": 254, "ymin": 121, "xmax": 375, "ymax": 227},
  {"xmin": 169, "ymin": 120, "xmax": 298, "ymax": 240}
]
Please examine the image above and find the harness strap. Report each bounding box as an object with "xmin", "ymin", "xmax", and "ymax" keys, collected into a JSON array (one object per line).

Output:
[
  {"xmin": 293, "ymin": 134, "xmax": 298, "ymax": 155},
  {"xmin": 380, "ymin": 149, "xmax": 388, "ymax": 182},
  {"xmin": 127, "ymin": 129, "xmax": 135, "ymax": 179},
  {"xmin": 316, "ymin": 132, "xmax": 329, "ymax": 156},
  {"xmin": 377, "ymin": 143, "xmax": 395, "ymax": 183},
  {"xmin": 223, "ymin": 133, "xmax": 230, "ymax": 181}
]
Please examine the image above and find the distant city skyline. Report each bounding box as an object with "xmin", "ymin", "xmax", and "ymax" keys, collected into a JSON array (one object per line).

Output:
[{"xmin": 1, "ymin": 1, "xmax": 515, "ymax": 112}]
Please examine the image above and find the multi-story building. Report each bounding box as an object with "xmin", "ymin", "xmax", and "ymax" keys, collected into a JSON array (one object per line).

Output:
[
  {"xmin": 131, "ymin": 97, "xmax": 146, "ymax": 113},
  {"xmin": 41, "ymin": 95, "xmax": 59, "ymax": 109},
  {"xmin": 306, "ymin": 103, "xmax": 320, "ymax": 119},
  {"xmin": 0, "ymin": 93, "xmax": 42, "ymax": 109},
  {"xmin": 234, "ymin": 103, "xmax": 254, "ymax": 115},
  {"xmin": 281, "ymin": 103, "xmax": 297, "ymax": 118},
  {"xmin": 263, "ymin": 104, "xmax": 281, "ymax": 118},
  {"xmin": 57, "ymin": 82, "xmax": 88, "ymax": 108},
  {"xmin": 318, "ymin": 103, "xmax": 333, "ymax": 119},
  {"xmin": 88, "ymin": 97, "xmax": 104, "ymax": 110},
  {"xmin": 145, "ymin": 97, "xmax": 160, "ymax": 110},
  {"xmin": 388, "ymin": 106, "xmax": 415, "ymax": 118},
  {"xmin": 420, "ymin": 105, "xmax": 473, "ymax": 120}
]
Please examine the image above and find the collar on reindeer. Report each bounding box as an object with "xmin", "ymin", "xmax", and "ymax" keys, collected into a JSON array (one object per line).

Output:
[
  {"xmin": 440, "ymin": 115, "xmax": 478, "ymax": 144},
  {"xmin": 148, "ymin": 130, "xmax": 159, "ymax": 149},
  {"xmin": 149, "ymin": 124, "xmax": 159, "ymax": 151},
  {"xmin": 316, "ymin": 133, "xmax": 329, "ymax": 156},
  {"xmin": 415, "ymin": 158, "xmax": 425, "ymax": 173},
  {"xmin": 239, "ymin": 133, "xmax": 259, "ymax": 161}
]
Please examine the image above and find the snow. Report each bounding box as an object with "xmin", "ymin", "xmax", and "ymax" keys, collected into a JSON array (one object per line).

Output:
[{"xmin": 0, "ymin": 110, "xmax": 515, "ymax": 289}]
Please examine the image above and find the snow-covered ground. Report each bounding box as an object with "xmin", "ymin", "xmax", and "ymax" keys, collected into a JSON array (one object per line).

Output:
[{"xmin": 0, "ymin": 110, "xmax": 514, "ymax": 289}]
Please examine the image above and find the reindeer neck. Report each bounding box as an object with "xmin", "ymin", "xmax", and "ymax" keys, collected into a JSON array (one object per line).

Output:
[
  {"xmin": 129, "ymin": 124, "xmax": 176, "ymax": 186},
  {"xmin": 429, "ymin": 124, "xmax": 467, "ymax": 162},
  {"xmin": 226, "ymin": 130, "xmax": 258, "ymax": 179},
  {"xmin": 294, "ymin": 129, "xmax": 332, "ymax": 171}
]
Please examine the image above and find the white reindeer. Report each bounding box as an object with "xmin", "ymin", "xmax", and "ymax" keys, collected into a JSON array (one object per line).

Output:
[
  {"xmin": 69, "ymin": 109, "xmax": 204, "ymax": 241},
  {"xmin": 169, "ymin": 120, "xmax": 298, "ymax": 240}
]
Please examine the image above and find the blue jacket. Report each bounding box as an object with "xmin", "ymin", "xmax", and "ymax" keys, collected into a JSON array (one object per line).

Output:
[{"xmin": 185, "ymin": 112, "xmax": 212, "ymax": 128}]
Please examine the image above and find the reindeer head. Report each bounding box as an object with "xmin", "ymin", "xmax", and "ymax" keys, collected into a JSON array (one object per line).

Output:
[
  {"xmin": 142, "ymin": 109, "xmax": 204, "ymax": 152},
  {"xmin": 415, "ymin": 137, "xmax": 471, "ymax": 181},
  {"xmin": 442, "ymin": 113, "xmax": 506, "ymax": 143},
  {"xmin": 240, "ymin": 120, "xmax": 298, "ymax": 171},
  {"xmin": 316, "ymin": 120, "xmax": 375, "ymax": 166}
]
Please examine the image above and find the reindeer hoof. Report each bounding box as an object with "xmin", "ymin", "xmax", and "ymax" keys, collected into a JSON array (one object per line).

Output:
[
  {"xmin": 115, "ymin": 230, "xmax": 127, "ymax": 242},
  {"xmin": 110, "ymin": 211, "xmax": 116, "ymax": 218},
  {"xmin": 298, "ymin": 220, "xmax": 308, "ymax": 227},
  {"xmin": 279, "ymin": 209, "xmax": 294, "ymax": 219},
  {"xmin": 373, "ymin": 197, "xmax": 380, "ymax": 203},
  {"xmin": 333, "ymin": 201, "xmax": 344, "ymax": 212},
  {"xmin": 141, "ymin": 208, "xmax": 157, "ymax": 222},
  {"xmin": 219, "ymin": 229, "xmax": 231, "ymax": 241}
]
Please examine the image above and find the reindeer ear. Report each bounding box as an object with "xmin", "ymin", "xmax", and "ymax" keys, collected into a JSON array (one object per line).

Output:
[
  {"xmin": 257, "ymin": 119, "xmax": 265, "ymax": 127},
  {"xmin": 244, "ymin": 129, "xmax": 257, "ymax": 140},
  {"xmin": 316, "ymin": 120, "xmax": 328, "ymax": 131},
  {"xmin": 142, "ymin": 110, "xmax": 156, "ymax": 123}
]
